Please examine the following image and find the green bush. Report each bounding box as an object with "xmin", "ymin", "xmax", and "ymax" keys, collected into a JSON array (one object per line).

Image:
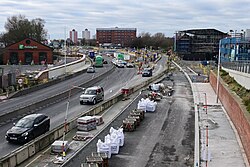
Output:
[{"xmin": 218, "ymin": 69, "xmax": 250, "ymax": 113}]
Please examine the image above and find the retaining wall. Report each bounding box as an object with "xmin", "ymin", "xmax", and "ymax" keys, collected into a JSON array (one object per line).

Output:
[{"xmin": 210, "ymin": 71, "xmax": 250, "ymax": 164}]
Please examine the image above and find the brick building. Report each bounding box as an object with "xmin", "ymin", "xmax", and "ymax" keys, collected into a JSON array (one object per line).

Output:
[
  {"xmin": 3, "ymin": 38, "xmax": 53, "ymax": 65},
  {"xmin": 70, "ymin": 29, "xmax": 78, "ymax": 44},
  {"xmin": 96, "ymin": 27, "xmax": 137, "ymax": 47}
]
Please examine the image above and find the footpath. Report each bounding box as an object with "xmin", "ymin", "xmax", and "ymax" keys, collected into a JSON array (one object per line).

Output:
[{"xmin": 192, "ymin": 83, "xmax": 249, "ymax": 167}]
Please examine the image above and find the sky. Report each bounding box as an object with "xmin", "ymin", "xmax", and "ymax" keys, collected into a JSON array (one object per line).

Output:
[{"xmin": 0, "ymin": 0, "xmax": 250, "ymax": 39}]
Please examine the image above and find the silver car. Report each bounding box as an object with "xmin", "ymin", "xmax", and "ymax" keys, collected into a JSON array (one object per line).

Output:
[
  {"xmin": 80, "ymin": 86, "xmax": 104, "ymax": 105},
  {"xmin": 87, "ymin": 66, "xmax": 95, "ymax": 73}
]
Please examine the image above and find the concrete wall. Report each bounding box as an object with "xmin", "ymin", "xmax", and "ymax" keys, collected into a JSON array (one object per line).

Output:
[
  {"xmin": 47, "ymin": 57, "xmax": 86, "ymax": 79},
  {"xmin": 210, "ymin": 71, "xmax": 250, "ymax": 164},
  {"xmin": 222, "ymin": 67, "xmax": 250, "ymax": 90}
]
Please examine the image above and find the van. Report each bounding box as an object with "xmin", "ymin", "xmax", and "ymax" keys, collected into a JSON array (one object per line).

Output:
[{"xmin": 80, "ymin": 86, "xmax": 104, "ymax": 105}]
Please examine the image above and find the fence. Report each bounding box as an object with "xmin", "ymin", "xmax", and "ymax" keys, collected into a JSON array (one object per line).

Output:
[{"xmin": 222, "ymin": 60, "xmax": 250, "ymax": 74}]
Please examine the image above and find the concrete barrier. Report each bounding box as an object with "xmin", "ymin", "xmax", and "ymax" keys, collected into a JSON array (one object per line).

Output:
[
  {"xmin": 0, "ymin": 62, "xmax": 168, "ymax": 167},
  {"xmin": 0, "ymin": 67, "xmax": 116, "ymax": 124},
  {"xmin": 10, "ymin": 57, "xmax": 89, "ymax": 98}
]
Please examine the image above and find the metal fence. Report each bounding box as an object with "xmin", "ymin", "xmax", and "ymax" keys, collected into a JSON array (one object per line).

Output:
[{"xmin": 221, "ymin": 60, "xmax": 250, "ymax": 74}]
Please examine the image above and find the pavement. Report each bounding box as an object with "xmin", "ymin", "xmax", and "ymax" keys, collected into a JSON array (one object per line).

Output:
[{"xmin": 192, "ymin": 83, "xmax": 249, "ymax": 167}]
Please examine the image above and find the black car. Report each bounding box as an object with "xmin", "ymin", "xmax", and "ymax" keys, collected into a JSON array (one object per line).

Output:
[
  {"xmin": 103, "ymin": 60, "xmax": 108, "ymax": 64},
  {"xmin": 5, "ymin": 114, "xmax": 50, "ymax": 143}
]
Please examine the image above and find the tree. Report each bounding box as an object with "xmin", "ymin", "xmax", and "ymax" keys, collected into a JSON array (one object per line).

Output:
[
  {"xmin": 1, "ymin": 14, "xmax": 47, "ymax": 45},
  {"xmin": 128, "ymin": 32, "xmax": 174, "ymax": 50},
  {"xmin": 152, "ymin": 33, "xmax": 166, "ymax": 49}
]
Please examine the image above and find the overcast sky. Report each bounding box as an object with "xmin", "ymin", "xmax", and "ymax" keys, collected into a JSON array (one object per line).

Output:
[{"xmin": 0, "ymin": 0, "xmax": 249, "ymax": 39}]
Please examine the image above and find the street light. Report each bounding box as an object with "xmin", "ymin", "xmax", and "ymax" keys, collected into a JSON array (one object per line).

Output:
[
  {"xmin": 216, "ymin": 40, "xmax": 221, "ymax": 103},
  {"xmin": 64, "ymin": 27, "xmax": 67, "ymax": 75}
]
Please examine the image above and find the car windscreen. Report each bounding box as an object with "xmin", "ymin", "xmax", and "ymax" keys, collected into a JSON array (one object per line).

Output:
[
  {"xmin": 15, "ymin": 118, "xmax": 34, "ymax": 128},
  {"xmin": 84, "ymin": 89, "xmax": 96, "ymax": 95}
]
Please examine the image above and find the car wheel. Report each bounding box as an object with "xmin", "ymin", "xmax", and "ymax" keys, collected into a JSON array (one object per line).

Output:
[
  {"xmin": 45, "ymin": 124, "xmax": 50, "ymax": 132},
  {"xmin": 92, "ymin": 99, "xmax": 96, "ymax": 105},
  {"xmin": 28, "ymin": 133, "xmax": 34, "ymax": 141},
  {"xmin": 80, "ymin": 101, "xmax": 84, "ymax": 105}
]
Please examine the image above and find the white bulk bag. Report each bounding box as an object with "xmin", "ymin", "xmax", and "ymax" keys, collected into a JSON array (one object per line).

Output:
[
  {"xmin": 146, "ymin": 101, "xmax": 157, "ymax": 112},
  {"xmin": 137, "ymin": 99, "xmax": 147, "ymax": 111},
  {"xmin": 110, "ymin": 133, "xmax": 120, "ymax": 154},
  {"xmin": 117, "ymin": 128, "xmax": 124, "ymax": 146},
  {"xmin": 110, "ymin": 127, "xmax": 124, "ymax": 147},
  {"xmin": 96, "ymin": 139, "xmax": 111, "ymax": 158}
]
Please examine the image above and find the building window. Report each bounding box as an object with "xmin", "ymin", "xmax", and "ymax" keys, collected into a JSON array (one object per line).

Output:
[
  {"xmin": 9, "ymin": 52, "xmax": 18, "ymax": 65},
  {"xmin": 39, "ymin": 52, "xmax": 47, "ymax": 64},
  {"xmin": 24, "ymin": 52, "xmax": 33, "ymax": 65},
  {"xmin": 26, "ymin": 39, "xmax": 31, "ymax": 44}
]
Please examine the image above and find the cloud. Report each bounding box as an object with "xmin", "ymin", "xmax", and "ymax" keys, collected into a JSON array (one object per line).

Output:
[{"xmin": 0, "ymin": 0, "xmax": 250, "ymax": 39}]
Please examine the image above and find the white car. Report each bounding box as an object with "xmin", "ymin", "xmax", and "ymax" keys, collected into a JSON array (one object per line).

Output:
[
  {"xmin": 116, "ymin": 63, "xmax": 125, "ymax": 68},
  {"xmin": 126, "ymin": 63, "xmax": 134, "ymax": 68},
  {"xmin": 87, "ymin": 66, "xmax": 95, "ymax": 73},
  {"xmin": 80, "ymin": 86, "xmax": 104, "ymax": 105}
]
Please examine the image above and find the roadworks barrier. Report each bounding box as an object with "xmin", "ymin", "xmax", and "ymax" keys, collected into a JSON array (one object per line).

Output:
[{"xmin": 0, "ymin": 64, "xmax": 168, "ymax": 167}]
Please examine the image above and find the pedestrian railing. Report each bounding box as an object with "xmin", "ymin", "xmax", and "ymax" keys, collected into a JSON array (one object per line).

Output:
[{"xmin": 221, "ymin": 60, "xmax": 250, "ymax": 74}]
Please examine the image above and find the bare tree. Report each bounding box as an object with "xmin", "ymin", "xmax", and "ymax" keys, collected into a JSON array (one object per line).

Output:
[
  {"xmin": 1, "ymin": 14, "xmax": 47, "ymax": 45},
  {"xmin": 129, "ymin": 32, "xmax": 174, "ymax": 50}
]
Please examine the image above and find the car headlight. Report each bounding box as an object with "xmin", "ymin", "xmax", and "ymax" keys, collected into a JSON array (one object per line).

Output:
[{"xmin": 22, "ymin": 132, "xmax": 29, "ymax": 137}]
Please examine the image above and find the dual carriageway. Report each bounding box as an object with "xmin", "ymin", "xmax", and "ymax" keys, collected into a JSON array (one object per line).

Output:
[
  {"xmin": 0, "ymin": 55, "xmax": 168, "ymax": 166},
  {"xmin": 0, "ymin": 55, "xmax": 246, "ymax": 167}
]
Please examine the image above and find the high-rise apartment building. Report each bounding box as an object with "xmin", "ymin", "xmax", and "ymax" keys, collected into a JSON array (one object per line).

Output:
[
  {"xmin": 82, "ymin": 29, "xmax": 90, "ymax": 40},
  {"xmin": 96, "ymin": 27, "xmax": 136, "ymax": 47},
  {"xmin": 70, "ymin": 29, "xmax": 78, "ymax": 44}
]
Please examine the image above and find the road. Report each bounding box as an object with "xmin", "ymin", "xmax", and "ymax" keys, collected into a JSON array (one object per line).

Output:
[
  {"xmin": 0, "ymin": 56, "xmax": 166, "ymax": 159},
  {"xmin": 64, "ymin": 67, "xmax": 195, "ymax": 167}
]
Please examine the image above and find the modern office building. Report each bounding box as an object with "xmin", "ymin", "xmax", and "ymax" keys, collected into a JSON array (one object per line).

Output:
[
  {"xmin": 219, "ymin": 30, "xmax": 250, "ymax": 62},
  {"xmin": 174, "ymin": 29, "xmax": 228, "ymax": 60},
  {"xmin": 82, "ymin": 29, "xmax": 90, "ymax": 40},
  {"xmin": 70, "ymin": 29, "xmax": 78, "ymax": 44},
  {"xmin": 96, "ymin": 27, "xmax": 137, "ymax": 47},
  {"xmin": 3, "ymin": 38, "xmax": 53, "ymax": 65}
]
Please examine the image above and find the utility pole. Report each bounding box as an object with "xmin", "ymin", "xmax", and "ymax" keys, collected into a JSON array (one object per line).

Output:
[
  {"xmin": 216, "ymin": 40, "xmax": 221, "ymax": 103},
  {"xmin": 64, "ymin": 27, "xmax": 67, "ymax": 75}
]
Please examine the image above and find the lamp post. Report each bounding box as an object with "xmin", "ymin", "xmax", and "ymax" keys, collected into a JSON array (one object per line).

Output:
[
  {"xmin": 216, "ymin": 40, "xmax": 221, "ymax": 103},
  {"xmin": 64, "ymin": 27, "xmax": 67, "ymax": 75}
]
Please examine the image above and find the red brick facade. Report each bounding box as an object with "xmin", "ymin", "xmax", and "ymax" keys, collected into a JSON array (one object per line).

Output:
[
  {"xmin": 210, "ymin": 71, "xmax": 250, "ymax": 164},
  {"xmin": 96, "ymin": 28, "xmax": 136, "ymax": 47},
  {"xmin": 3, "ymin": 38, "xmax": 53, "ymax": 65}
]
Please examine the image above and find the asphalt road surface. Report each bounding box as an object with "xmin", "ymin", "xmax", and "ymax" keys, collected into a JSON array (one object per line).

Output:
[
  {"xmin": 64, "ymin": 69, "xmax": 195, "ymax": 167},
  {"xmin": 0, "ymin": 56, "xmax": 167, "ymax": 159}
]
